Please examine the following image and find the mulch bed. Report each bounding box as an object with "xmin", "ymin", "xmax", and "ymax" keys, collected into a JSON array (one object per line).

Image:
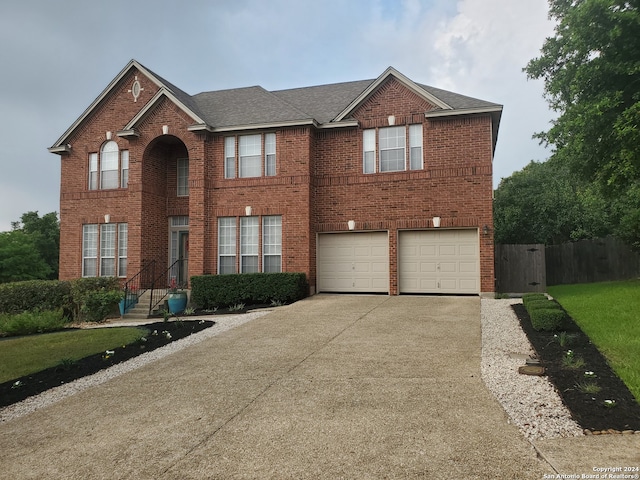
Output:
[
  {"xmin": 513, "ymin": 304, "xmax": 640, "ymax": 432},
  {"xmin": 0, "ymin": 320, "xmax": 215, "ymax": 409}
]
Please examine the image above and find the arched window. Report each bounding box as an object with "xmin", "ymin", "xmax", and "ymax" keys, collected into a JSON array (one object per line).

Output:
[
  {"xmin": 100, "ymin": 141, "xmax": 119, "ymax": 189},
  {"xmin": 88, "ymin": 141, "xmax": 129, "ymax": 190}
]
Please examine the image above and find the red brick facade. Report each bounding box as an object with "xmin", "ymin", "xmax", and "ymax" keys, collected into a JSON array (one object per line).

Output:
[{"xmin": 52, "ymin": 62, "xmax": 499, "ymax": 296}]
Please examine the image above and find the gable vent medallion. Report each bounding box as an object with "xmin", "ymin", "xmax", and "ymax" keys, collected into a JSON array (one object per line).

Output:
[{"xmin": 128, "ymin": 76, "xmax": 144, "ymax": 102}]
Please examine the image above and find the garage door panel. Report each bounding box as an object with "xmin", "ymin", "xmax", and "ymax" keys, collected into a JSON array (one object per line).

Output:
[
  {"xmin": 317, "ymin": 232, "xmax": 389, "ymax": 293},
  {"xmin": 399, "ymin": 229, "xmax": 479, "ymax": 294}
]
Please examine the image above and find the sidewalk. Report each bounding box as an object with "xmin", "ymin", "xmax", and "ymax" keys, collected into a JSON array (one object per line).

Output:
[{"xmin": 0, "ymin": 295, "xmax": 635, "ymax": 478}]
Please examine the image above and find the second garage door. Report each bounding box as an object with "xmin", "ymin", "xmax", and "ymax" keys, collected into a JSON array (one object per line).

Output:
[
  {"xmin": 317, "ymin": 232, "xmax": 389, "ymax": 293},
  {"xmin": 399, "ymin": 229, "xmax": 479, "ymax": 294}
]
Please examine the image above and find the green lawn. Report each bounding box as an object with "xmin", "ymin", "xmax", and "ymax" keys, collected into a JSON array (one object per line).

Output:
[
  {"xmin": 0, "ymin": 327, "xmax": 148, "ymax": 383},
  {"xmin": 549, "ymin": 279, "xmax": 640, "ymax": 401}
]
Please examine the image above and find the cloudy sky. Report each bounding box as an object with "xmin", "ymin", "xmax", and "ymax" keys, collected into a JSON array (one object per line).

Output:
[{"xmin": 0, "ymin": 0, "xmax": 556, "ymax": 232}]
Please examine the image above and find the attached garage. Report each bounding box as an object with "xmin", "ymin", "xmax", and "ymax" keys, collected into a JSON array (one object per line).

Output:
[
  {"xmin": 317, "ymin": 232, "xmax": 389, "ymax": 293},
  {"xmin": 398, "ymin": 229, "xmax": 479, "ymax": 294}
]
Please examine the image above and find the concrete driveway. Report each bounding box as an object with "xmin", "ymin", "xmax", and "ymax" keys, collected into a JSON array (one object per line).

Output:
[{"xmin": 0, "ymin": 295, "xmax": 553, "ymax": 479}]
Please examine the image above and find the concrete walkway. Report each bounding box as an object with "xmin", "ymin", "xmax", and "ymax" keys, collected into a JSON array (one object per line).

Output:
[{"xmin": 0, "ymin": 296, "xmax": 635, "ymax": 478}]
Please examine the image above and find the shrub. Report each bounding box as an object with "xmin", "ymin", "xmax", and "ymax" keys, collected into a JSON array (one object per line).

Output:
[
  {"xmin": 529, "ymin": 307, "xmax": 565, "ymax": 331},
  {"xmin": 525, "ymin": 298, "xmax": 563, "ymax": 312},
  {"xmin": 0, "ymin": 280, "xmax": 71, "ymax": 315},
  {"xmin": 522, "ymin": 293, "xmax": 547, "ymax": 308},
  {"xmin": 0, "ymin": 309, "xmax": 69, "ymax": 337},
  {"xmin": 70, "ymin": 277, "xmax": 121, "ymax": 322},
  {"xmin": 191, "ymin": 273, "xmax": 308, "ymax": 309}
]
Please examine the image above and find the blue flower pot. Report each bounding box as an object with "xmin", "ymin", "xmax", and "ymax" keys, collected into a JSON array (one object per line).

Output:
[{"xmin": 167, "ymin": 292, "xmax": 188, "ymax": 314}]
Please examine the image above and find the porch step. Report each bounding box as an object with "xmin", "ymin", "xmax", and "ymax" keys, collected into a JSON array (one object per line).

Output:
[
  {"xmin": 121, "ymin": 289, "xmax": 191, "ymax": 320},
  {"xmin": 121, "ymin": 290, "xmax": 156, "ymax": 320}
]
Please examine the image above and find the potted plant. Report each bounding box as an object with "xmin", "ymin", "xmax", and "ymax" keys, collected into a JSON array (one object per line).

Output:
[{"xmin": 166, "ymin": 277, "xmax": 188, "ymax": 314}]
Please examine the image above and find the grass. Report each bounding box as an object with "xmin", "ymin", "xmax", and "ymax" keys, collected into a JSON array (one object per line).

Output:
[
  {"xmin": 0, "ymin": 327, "xmax": 148, "ymax": 383},
  {"xmin": 549, "ymin": 279, "xmax": 640, "ymax": 402}
]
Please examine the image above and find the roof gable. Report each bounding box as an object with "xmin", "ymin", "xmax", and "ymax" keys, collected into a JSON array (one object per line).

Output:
[
  {"xmin": 50, "ymin": 60, "xmax": 503, "ymax": 153},
  {"xmin": 333, "ymin": 67, "xmax": 451, "ymax": 122},
  {"xmin": 49, "ymin": 60, "xmax": 205, "ymax": 152}
]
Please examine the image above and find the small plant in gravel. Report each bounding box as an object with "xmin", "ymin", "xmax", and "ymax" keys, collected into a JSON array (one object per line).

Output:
[
  {"xmin": 575, "ymin": 381, "xmax": 602, "ymax": 394},
  {"xmin": 182, "ymin": 307, "xmax": 195, "ymax": 316},
  {"xmin": 228, "ymin": 303, "xmax": 245, "ymax": 312}
]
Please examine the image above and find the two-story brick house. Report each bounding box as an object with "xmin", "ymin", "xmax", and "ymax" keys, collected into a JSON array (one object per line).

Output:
[{"xmin": 49, "ymin": 59, "xmax": 501, "ymax": 297}]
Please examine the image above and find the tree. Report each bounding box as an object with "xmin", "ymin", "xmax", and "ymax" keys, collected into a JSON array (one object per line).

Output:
[
  {"xmin": 0, "ymin": 230, "xmax": 52, "ymax": 283},
  {"xmin": 525, "ymin": 0, "xmax": 640, "ymax": 245},
  {"xmin": 11, "ymin": 211, "xmax": 59, "ymax": 279},
  {"xmin": 493, "ymin": 159, "xmax": 611, "ymax": 244}
]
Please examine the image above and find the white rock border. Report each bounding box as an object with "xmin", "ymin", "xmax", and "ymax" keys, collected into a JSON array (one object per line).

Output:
[
  {"xmin": 0, "ymin": 311, "xmax": 270, "ymax": 424},
  {"xmin": 481, "ymin": 298, "xmax": 583, "ymax": 440}
]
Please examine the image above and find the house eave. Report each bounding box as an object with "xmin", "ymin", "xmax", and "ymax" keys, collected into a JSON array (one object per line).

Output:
[
  {"xmin": 116, "ymin": 129, "xmax": 140, "ymax": 138},
  {"xmin": 424, "ymin": 105, "xmax": 503, "ymax": 118},
  {"xmin": 48, "ymin": 145, "xmax": 71, "ymax": 155},
  {"xmin": 205, "ymin": 118, "xmax": 318, "ymax": 133}
]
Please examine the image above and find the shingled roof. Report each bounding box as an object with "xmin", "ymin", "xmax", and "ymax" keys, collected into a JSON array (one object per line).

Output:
[{"xmin": 50, "ymin": 60, "xmax": 502, "ymax": 152}]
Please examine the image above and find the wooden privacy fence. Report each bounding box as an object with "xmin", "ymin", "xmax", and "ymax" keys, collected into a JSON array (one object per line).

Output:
[
  {"xmin": 546, "ymin": 236, "xmax": 640, "ymax": 286},
  {"xmin": 495, "ymin": 244, "xmax": 546, "ymax": 293},
  {"xmin": 495, "ymin": 237, "xmax": 640, "ymax": 293}
]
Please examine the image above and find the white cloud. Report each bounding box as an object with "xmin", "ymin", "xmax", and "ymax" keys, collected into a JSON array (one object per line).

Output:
[{"xmin": 0, "ymin": 0, "xmax": 557, "ymax": 232}]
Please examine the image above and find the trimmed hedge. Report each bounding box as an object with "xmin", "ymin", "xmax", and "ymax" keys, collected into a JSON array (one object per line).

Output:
[
  {"xmin": 522, "ymin": 292, "xmax": 565, "ymax": 331},
  {"xmin": 529, "ymin": 307, "xmax": 565, "ymax": 331},
  {"xmin": 191, "ymin": 273, "xmax": 308, "ymax": 309},
  {"xmin": 0, "ymin": 280, "xmax": 71, "ymax": 315},
  {"xmin": 522, "ymin": 293, "xmax": 547, "ymax": 308},
  {"xmin": 0, "ymin": 277, "xmax": 122, "ymax": 323}
]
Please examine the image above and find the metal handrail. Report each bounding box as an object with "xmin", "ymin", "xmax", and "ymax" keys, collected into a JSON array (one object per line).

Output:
[
  {"xmin": 148, "ymin": 259, "xmax": 186, "ymax": 314},
  {"xmin": 121, "ymin": 260, "xmax": 156, "ymax": 315}
]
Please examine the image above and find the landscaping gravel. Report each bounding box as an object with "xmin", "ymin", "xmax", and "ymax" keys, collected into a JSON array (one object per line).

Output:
[
  {"xmin": 2, "ymin": 301, "xmax": 586, "ymax": 441},
  {"xmin": 481, "ymin": 298, "xmax": 583, "ymax": 440},
  {"xmin": 0, "ymin": 311, "xmax": 270, "ymax": 424}
]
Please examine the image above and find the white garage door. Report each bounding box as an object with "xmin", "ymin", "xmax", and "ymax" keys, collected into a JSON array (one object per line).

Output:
[
  {"xmin": 399, "ymin": 229, "xmax": 479, "ymax": 294},
  {"xmin": 317, "ymin": 232, "xmax": 389, "ymax": 293}
]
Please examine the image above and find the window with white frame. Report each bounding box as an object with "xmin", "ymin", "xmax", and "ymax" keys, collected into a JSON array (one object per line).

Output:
[
  {"xmin": 363, "ymin": 125, "xmax": 424, "ymax": 173},
  {"xmin": 239, "ymin": 135, "xmax": 262, "ymax": 178},
  {"xmin": 218, "ymin": 215, "xmax": 282, "ymax": 274},
  {"xmin": 82, "ymin": 224, "xmax": 98, "ymax": 277},
  {"xmin": 177, "ymin": 158, "xmax": 189, "ymax": 196},
  {"xmin": 224, "ymin": 133, "xmax": 276, "ymax": 179},
  {"xmin": 265, "ymin": 133, "xmax": 276, "ymax": 176},
  {"xmin": 89, "ymin": 153, "xmax": 98, "ymax": 190},
  {"xmin": 363, "ymin": 129, "xmax": 376, "ymax": 174},
  {"xmin": 262, "ymin": 215, "xmax": 282, "ymax": 272},
  {"xmin": 100, "ymin": 224, "xmax": 116, "ymax": 276},
  {"xmin": 121, "ymin": 150, "xmax": 129, "ymax": 188},
  {"xmin": 89, "ymin": 140, "xmax": 129, "ymax": 190},
  {"xmin": 118, "ymin": 223, "xmax": 128, "ymax": 277},
  {"xmin": 218, "ymin": 217, "xmax": 236, "ymax": 274},
  {"xmin": 82, "ymin": 223, "xmax": 128, "ymax": 277},
  {"xmin": 224, "ymin": 137, "xmax": 236, "ymax": 179},
  {"xmin": 240, "ymin": 216, "xmax": 259, "ymax": 273},
  {"xmin": 409, "ymin": 124, "xmax": 423, "ymax": 170},
  {"xmin": 379, "ymin": 126, "xmax": 406, "ymax": 172}
]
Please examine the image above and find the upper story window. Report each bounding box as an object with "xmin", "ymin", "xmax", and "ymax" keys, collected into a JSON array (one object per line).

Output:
[
  {"xmin": 363, "ymin": 125, "xmax": 423, "ymax": 174},
  {"xmin": 224, "ymin": 133, "xmax": 276, "ymax": 179},
  {"xmin": 177, "ymin": 158, "xmax": 189, "ymax": 196},
  {"xmin": 89, "ymin": 141, "xmax": 129, "ymax": 190}
]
